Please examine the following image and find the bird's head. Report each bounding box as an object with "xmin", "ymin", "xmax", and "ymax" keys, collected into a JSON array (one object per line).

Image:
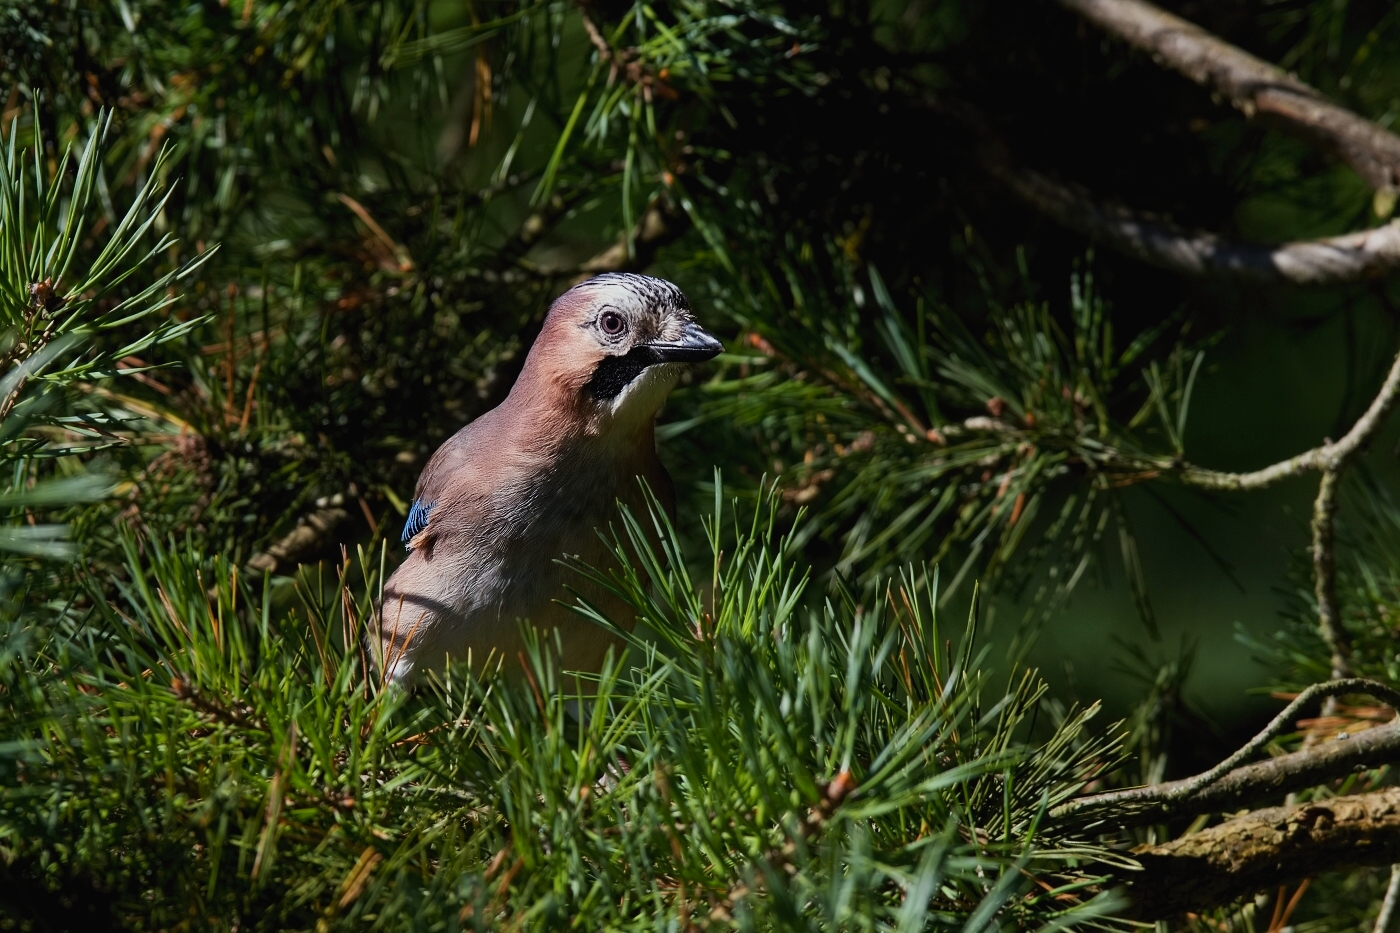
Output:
[{"xmin": 523, "ymin": 273, "xmax": 723, "ymax": 434}]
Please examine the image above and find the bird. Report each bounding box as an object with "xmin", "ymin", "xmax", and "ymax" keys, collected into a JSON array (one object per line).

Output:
[{"xmin": 374, "ymin": 273, "xmax": 722, "ymax": 684}]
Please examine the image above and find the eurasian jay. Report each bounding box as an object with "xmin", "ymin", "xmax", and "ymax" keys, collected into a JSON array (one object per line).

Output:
[{"xmin": 375, "ymin": 273, "xmax": 722, "ymax": 684}]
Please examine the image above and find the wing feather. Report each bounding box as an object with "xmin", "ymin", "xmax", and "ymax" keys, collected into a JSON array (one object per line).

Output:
[{"xmin": 401, "ymin": 499, "xmax": 435, "ymax": 547}]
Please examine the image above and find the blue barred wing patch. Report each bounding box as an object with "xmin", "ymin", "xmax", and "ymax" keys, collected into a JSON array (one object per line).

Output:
[{"xmin": 401, "ymin": 499, "xmax": 435, "ymax": 547}]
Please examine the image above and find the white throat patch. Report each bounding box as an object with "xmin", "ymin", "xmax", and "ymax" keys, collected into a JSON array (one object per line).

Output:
[{"xmin": 601, "ymin": 362, "xmax": 679, "ymax": 433}]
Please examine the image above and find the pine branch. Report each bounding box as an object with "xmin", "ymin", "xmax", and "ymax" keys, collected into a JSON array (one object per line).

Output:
[
  {"xmin": 944, "ymin": 0, "xmax": 1400, "ymax": 285},
  {"xmin": 945, "ymin": 98, "xmax": 1400, "ymax": 285},
  {"xmin": 1174, "ymin": 345, "xmax": 1400, "ymax": 491},
  {"xmin": 1120, "ymin": 788, "xmax": 1400, "ymax": 920},
  {"xmin": 1053, "ymin": 679, "xmax": 1400, "ymax": 828},
  {"xmin": 938, "ymin": 339, "xmax": 1400, "ymax": 497},
  {"xmin": 1055, "ymin": 0, "xmax": 1400, "ymax": 193}
]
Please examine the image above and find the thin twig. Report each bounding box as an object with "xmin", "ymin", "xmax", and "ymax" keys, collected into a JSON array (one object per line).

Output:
[
  {"xmin": 1377, "ymin": 865, "xmax": 1400, "ymax": 933},
  {"xmin": 569, "ymin": 0, "xmax": 667, "ymax": 94},
  {"xmin": 947, "ymin": 343, "xmax": 1400, "ymax": 493},
  {"xmin": 1176, "ymin": 344, "xmax": 1400, "ymax": 490},
  {"xmin": 1059, "ymin": 717, "xmax": 1400, "ymax": 829},
  {"xmin": 1179, "ymin": 344, "xmax": 1400, "ymax": 678},
  {"xmin": 575, "ymin": 1, "xmax": 613, "ymax": 61},
  {"xmin": 1312, "ymin": 469, "xmax": 1351, "ymax": 679},
  {"xmin": 953, "ymin": 341, "xmax": 1400, "ymax": 693},
  {"xmin": 1052, "ymin": 677, "xmax": 1400, "ymax": 823},
  {"xmin": 171, "ymin": 676, "xmax": 262, "ymax": 731}
]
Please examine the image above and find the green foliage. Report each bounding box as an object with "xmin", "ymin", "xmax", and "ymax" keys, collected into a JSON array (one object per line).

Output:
[
  {"xmin": 1, "ymin": 486, "xmax": 1124, "ymax": 930},
  {"xmin": 685, "ymin": 250, "xmax": 1211, "ymax": 641},
  {"xmin": 0, "ymin": 114, "xmax": 209, "ymax": 560},
  {"xmin": 4, "ymin": 0, "xmax": 1400, "ymax": 927}
]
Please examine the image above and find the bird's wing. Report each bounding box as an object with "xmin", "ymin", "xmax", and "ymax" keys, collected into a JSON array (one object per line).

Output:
[
  {"xmin": 401, "ymin": 417, "xmax": 493, "ymax": 550},
  {"xmin": 400, "ymin": 498, "xmax": 434, "ymax": 545}
]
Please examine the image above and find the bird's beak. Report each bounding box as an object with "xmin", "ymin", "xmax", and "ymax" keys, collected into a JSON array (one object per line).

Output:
[{"xmin": 646, "ymin": 320, "xmax": 724, "ymax": 363}]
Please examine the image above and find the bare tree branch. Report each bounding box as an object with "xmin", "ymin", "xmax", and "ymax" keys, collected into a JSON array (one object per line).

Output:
[
  {"xmin": 1054, "ymin": 678, "xmax": 1400, "ymax": 826},
  {"xmin": 932, "ymin": 94, "xmax": 1400, "ymax": 286},
  {"xmin": 1055, "ymin": 0, "xmax": 1400, "ymax": 193},
  {"xmin": 1068, "ymin": 720, "xmax": 1400, "ymax": 830},
  {"xmin": 1313, "ymin": 468, "xmax": 1352, "ymax": 678},
  {"xmin": 1121, "ymin": 788, "xmax": 1400, "ymax": 920},
  {"xmin": 1173, "ymin": 342, "xmax": 1400, "ymax": 491},
  {"xmin": 950, "ymin": 0, "xmax": 1400, "ymax": 284},
  {"xmin": 983, "ymin": 147, "xmax": 1400, "ymax": 285}
]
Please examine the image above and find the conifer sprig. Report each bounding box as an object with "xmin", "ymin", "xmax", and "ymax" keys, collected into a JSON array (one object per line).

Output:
[
  {"xmin": 0, "ymin": 112, "xmax": 212, "ymax": 558},
  {"xmin": 0, "ymin": 482, "xmax": 1126, "ymax": 930}
]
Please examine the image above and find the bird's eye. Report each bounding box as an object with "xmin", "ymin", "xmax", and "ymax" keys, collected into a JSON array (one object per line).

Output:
[{"xmin": 599, "ymin": 311, "xmax": 627, "ymax": 337}]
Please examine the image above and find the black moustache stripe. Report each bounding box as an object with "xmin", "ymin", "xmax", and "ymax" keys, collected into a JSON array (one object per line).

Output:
[{"xmin": 587, "ymin": 347, "xmax": 662, "ymax": 401}]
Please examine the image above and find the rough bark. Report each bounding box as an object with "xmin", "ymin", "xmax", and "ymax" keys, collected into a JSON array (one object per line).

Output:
[
  {"xmin": 1122, "ymin": 788, "xmax": 1400, "ymax": 920},
  {"xmin": 1056, "ymin": 0, "xmax": 1400, "ymax": 192}
]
